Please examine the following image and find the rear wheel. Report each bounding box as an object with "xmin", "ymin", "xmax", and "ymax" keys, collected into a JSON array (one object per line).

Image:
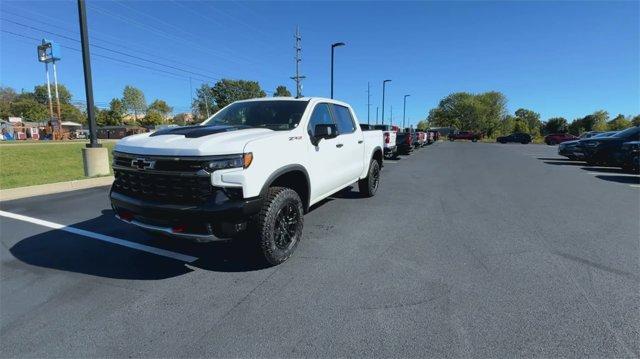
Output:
[
  {"xmin": 255, "ymin": 187, "xmax": 304, "ymax": 266},
  {"xmin": 358, "ymin": 159, "xmax": 380, "ymax": 197}
]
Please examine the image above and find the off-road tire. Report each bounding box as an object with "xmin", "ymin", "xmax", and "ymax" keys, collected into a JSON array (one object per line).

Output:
[
  {"xmin": 255, "ymin": 187, "xmax": 304, "ymax": 266},
  {"xmin": 358, "ymin": 159, "xmax": 381, "ymax": 197}
]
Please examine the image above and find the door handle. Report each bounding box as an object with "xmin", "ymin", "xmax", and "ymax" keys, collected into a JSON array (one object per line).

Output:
[
  {"xmin": 336, "ymin": 143, "xmax": 344, "ymax": 148},
  {"xmin": 358, "ymin": 140, "xmax": 364, "ymax": 144}
]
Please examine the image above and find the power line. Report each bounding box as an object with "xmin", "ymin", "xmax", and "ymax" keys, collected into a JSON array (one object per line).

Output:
[{"xmin": 1, "ymin": 18, "xmax": 222, "ymax": 82}]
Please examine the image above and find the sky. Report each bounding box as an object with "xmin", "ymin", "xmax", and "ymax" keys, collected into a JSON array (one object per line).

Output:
[{"xmin": 1, "ymin": 0, "xmax": 638, "ymax": 126}]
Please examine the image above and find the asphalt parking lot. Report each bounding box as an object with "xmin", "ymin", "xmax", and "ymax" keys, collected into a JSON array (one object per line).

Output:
[{"xmin": 1, "ymin": 141, "xmax": 639, "ymax": 358}]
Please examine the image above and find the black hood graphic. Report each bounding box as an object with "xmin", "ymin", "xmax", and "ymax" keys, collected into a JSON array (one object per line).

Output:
[{"xmin": 150, "ymin": 125, "xmax": 250, "ymax": 138}]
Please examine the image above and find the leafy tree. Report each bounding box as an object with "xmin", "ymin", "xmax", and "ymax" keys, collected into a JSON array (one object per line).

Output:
[
  {"xmin": 632, "ymin": 115, "xmax": 640, "ymax": 127},
  {"xmin": 122, "ymin": 85, "xmax": 147, "ymax": 120},
  {"xmin": 148, "ymin": 99, "xmax": 173, "ymax": 116},
  {"xmin": 514, "ymin": 108, "xmax": 541, "ymax": 136},
  {"xmin": 96, "ymin": 108, "xmax": 123, "ymax": 126},
  {"xmin": 568, "ymin": 110, "xmax": 609, "ymax": 135},
  {"xmin": 192, "ymin": 84, "xmax": 217, "ymax": 120},
  {"xmin": 513, "ymin": 119, "xmax": 529, "ymax": 133},
  {"xmin": 273, "ymin": 85, "xmax": 292, "ymax": 97},
  {"xmin": 60, "ymin": 103, "xmax": 86, "ymax": 124},
  {"xmin": 543, "ymin": 117, "xmax": 568, "ymax": 134},
  {"xmin": 109, "ymin": 98, "xmax": 125, "ymax": 116},
  {"xmin": 172, "ymin": 113, "xmax": 192, "ymax": 126},
  {"xmin": 426, "ymin": 91, "xmax": 506, "ymax": 136},
  {"xmin": 0, "ymin": 87, "xmax": 17, "ymax": 119},
  {"xmin": 139, "ymin": 111, "xmax": 164, "ymax": 126},
  {"xmin": 33, "ymin": 83, "xmax": 72, "ymax": 105},
  {"xmin": 211, "ymin": 79, "xmax": 266, "ymax": 109},
  {"xmin": 9, "ymin": 97, "xmax": 48, "ymax": 121},
  {"xmin": 607, "ymin": 114, "xmax": 631, "ymax": 131},
  {"xmin": 416, "ymin": 120, "xmax": 429, "ymax": 130}
]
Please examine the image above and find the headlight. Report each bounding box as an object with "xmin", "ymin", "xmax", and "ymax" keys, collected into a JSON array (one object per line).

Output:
[{"xmin": 207, "ymin": 153, "xmax": 253, "ymax": 170}]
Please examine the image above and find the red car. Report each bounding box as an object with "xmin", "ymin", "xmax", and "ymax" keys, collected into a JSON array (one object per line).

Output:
[
  {"xmin": 544, "ymin": 133, "xmax": 578, "ymax": 145},
  {"xmin": 448, "ymin": 131, "xmax": 481, "ymax": 142}
]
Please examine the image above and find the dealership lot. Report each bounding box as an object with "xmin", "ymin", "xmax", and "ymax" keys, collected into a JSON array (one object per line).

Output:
[{"xmin": 1, "ymin": 142, "xmax": 638, "ymax": 357}]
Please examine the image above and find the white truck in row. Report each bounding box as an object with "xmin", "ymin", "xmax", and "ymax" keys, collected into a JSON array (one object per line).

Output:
[{"xmin": 110, "ymin": 97, "xmax": 383, "ymax": 265}]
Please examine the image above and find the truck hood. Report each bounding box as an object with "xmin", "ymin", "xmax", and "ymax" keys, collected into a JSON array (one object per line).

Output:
[{"xmin": 115, "ymin": 125, "xmax": 276, "ymax": 156}]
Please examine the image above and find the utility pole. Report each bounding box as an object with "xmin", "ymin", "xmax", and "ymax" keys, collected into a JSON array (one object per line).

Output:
[
  {"xmin": 290, "ymin": 26, "xmax": 305, "ymax": 98},
  {"xmin": 52, "ymin": 60, "xmax": 62, "ymax": 122},
  {"xmin": 403, "ymin": 94, "xmax": 410, "ymax": 129},
  {"xmin": 390, "ymin": 106, "xmax": 393, "ymax": 126},
  {"xmin": 330, "ymin": 42, "xmax": 345, "ymax": 99},
  {"xmin": 77, "ymin": 0, "xmax": 109, "ymax": 177},
  {"xmin": 366, "ymin": 82, "xmax": 371, "ymax": 124},
  {"xmin": 381, "ymin": 79, "xmax": 391, "ymax": 125},
  {"xmin": 203, "ymin": 83, "xmax": 210, "ymax": 118},
  {"xmin": 376, "ymin": 106, "xmax": 379, "ymax": 124}
]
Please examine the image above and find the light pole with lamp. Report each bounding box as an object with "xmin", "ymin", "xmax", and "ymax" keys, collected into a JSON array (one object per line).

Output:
[{"xmin": 330, "ymin": 42, "xmax": 345, "ymax": 99}]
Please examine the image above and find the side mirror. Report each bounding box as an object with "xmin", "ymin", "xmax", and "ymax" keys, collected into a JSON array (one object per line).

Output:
[{"xmin": 312, "ymin": 124, "xmax": 338, "ymax": 145}]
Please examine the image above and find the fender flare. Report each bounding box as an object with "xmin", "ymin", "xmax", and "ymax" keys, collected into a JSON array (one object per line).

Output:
[{"xmin": 259, "ymin": 164, "xmax": 311, "ymax": 210}]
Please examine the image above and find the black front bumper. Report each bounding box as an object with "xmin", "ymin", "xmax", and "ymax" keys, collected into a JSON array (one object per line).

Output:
[{"xmin": 110, "ymin": 188, "xmax": 262, "ymax": 228}]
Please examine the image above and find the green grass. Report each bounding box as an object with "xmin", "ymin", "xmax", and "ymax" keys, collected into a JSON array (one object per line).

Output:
[{"xmin": 0, "ymin": 141, "xmax": 115, "ymax": 189}]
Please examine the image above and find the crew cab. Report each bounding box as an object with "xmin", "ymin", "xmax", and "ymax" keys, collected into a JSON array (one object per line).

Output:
[
  {"xmin": 373, "ymin": 124, "xmax": 398, "ymax": 159},
  {"xmin": 414, "ymin": 131, "xmax": 427, "ymax": 147},
  {"xmin": 110, "ymin": 97, "xmax": 384, "ymax": 265},
  {"xmin": 396, "ymin": 130, "xmax": 414, "ymax": 155},
  {"xmin": 448, "ymin": 131, "xmax": 481, "ymax": 142}
]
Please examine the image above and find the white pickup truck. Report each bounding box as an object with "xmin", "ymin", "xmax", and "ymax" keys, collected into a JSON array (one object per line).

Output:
[
  {"xmin": 110, "ymin": 97, "xmax": 383, "ymax": 265},
  {"xmin": 372, "ymin": 124, "xmax": 398, "ymax": 159}
]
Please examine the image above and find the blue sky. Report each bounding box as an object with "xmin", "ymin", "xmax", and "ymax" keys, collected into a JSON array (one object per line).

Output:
[{"xmin": 1, "ymin": 1, "xmax": 638, "ymax": 126}]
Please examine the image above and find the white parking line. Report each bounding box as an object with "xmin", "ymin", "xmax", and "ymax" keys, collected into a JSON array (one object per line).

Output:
[
  {"xmin": 0, "ymin": 210, "xmax": 198, "ymax": 263},
  {"xmin": 384, "ymin": 160, "xmax": 399, "ymax": 163},
  {"xmin": 630, "ymin": 185, "xmax": 640, "ymax": 188},
  {"xmin": 587, "ymin": 172, "xmax": 639, "ymax": 177}
]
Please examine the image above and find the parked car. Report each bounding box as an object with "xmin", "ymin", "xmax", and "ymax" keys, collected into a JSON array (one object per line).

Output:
[
  {"xmin": 373, "ymin": 124, "xmax": 398, "ymax": 159},
  {"xmin": 448, "ymin": 131, "xmax": 481, "ymax": 142},
  {"xmin": 544, "ymin": 133, "xmax": 578, "ymax": 145},
  {"xmin": 578, "ymin": 126, "xmax": 640, "ymax": 166},
  {"xmin": 559, "ymin": 131, "xmax": 618, "ymax": 160},
  {"xmin": 396, "ymin": 131, "xmax": 414, "ymax": 155},
  {"xmin": 620, "ymin": 141, "xmax": 640, "ymax": 173},
  {"xmin": 496, "ymin": 132, "xmax": 532, "ymax": 144},
  {"xmin": 110, "ymin": 97, "xmax": 384, "ymax": 265}
]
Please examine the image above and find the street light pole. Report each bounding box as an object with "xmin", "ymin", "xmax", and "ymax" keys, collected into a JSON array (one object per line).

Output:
[
  {"xmin": 77, "ymin": 0, "xmax": 98, "ymax": 148},
  {"xmin": 381, "ymin": 79, "xmax": 391, "ymax": 125},
  {"xmin": 330, "ymin": 42, "xmax": 345, "ymax": 99},
  {"xmin": 403, "ymin": 94, "xmax": 410, "ymax": 129}
]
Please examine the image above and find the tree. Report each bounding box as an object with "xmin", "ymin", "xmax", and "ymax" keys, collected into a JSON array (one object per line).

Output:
[
  {"xmin": 514, "ymin": 108, "xmax": 541, "ymax": 136},
  {"xmin": 148, "ymin": 99, "xmax": 172, "ymax": 117},
  {"xmin": 172, "ymin": 113, "xmax": 192, "ymax": 126},
  {"xmin": 192, "ymin": 84, "xmax": 216, "ymax": 121},
  {"xmin": 273, "ymin": 85, "xmax": 292, "ymax": 97},
  {"xmin": 426, "ymin": 91, "xmax": 506, "ymax": 136},
  {"xmin": 9, "ymin": 97, "xmax": 48, "ymax": 121},
  {"xmin": 139, "ymin": 111, "xmax": 164, "ymax": 126},
  {"xmin": 544, "ymin": 117, "xmax": 568, "ymax": 134},
  {"xmin": 607, "ymin": 114, "xmax": 632, "ymax": 131},
  {"xmin": 60, "ymin": 103, "xmax": 85, "ymax": 124},
  {"xmin": 96, "ymin": 108, "xmax": 122, "ymax": 126},
  {"xmin": 568, "ymin": 110, "xmax": 609, "ymax": 135},
  {"xmin": 122, "ymin": 85, "xmax": 147, "ymax": 120},
  {"xmin": 109, "ymin": 98, "xmax": 125, "ymax": 116},
  {"xmin": 416, "ymin": 120, "xmax": 429, "ymax": 130},
  {"xmin": 211, "ymin": 79, "xmax": 266, "ymax": 109},
  {"xmin": 33, "ymin": 83, "xmax": 72, "ymax": 105},
  {"xmin": 0, "ymin": 87, "xmax": 17, "ymax": 119},
  {"xmin": 632, "ymin": 115, "xmax": 640, "ymax": 127}
]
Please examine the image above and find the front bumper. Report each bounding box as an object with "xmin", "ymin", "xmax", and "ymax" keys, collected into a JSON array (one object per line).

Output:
[{"xmin": 110, "ymin": 189, "xmax": 262, "ymax": 241}]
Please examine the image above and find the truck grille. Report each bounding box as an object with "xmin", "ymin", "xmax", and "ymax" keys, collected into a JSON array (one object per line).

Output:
[{"xmin": 112, "ymin": 169, "xmax": 214, "ymax": 205}]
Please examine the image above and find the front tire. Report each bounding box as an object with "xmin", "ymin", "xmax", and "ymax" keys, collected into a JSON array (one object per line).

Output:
[
  {"xmin": 358, "ymin": 159, "xmax": 380, "ymax": 197},
  {"xmin": 255, "ymin": 187, "xmax": 304, "ymax": 266}
]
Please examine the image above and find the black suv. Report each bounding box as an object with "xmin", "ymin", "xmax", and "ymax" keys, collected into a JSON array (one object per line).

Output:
[{"xmin": 496, "ymin": 133, "xmax": 532, "ymax": 144}]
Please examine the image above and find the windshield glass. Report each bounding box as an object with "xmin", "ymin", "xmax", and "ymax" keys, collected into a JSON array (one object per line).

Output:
[
  {"xmin": 612, "ymin": 126, "xmax": 639, "ymax": 139},
  {"xmin": 593, "ymin": 131, "xmax": 617, "ymax": 138},
  {"xmin": 202, "ymin": 100, "xmax": 309, "ymax": 131}
]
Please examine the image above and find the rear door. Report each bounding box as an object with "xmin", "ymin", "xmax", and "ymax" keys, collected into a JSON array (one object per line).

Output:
[{"xmin": 331, "ymin": 104, "xmax": 365, "ymax": 186}]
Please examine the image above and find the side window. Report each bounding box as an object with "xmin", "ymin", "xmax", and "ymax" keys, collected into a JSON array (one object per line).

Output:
[
  {"xmin": 307, "ymin": 103, "xmax": 334, "ymax": 137},
  {"xmin": 332, "ymin": 105, "xmax": 356, "ymax": 134}
]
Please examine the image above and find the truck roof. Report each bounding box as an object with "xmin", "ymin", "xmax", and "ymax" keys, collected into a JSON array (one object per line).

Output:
[{"xmin": 234, "ymin": 96, "xmax": 351, "ymax": 107}]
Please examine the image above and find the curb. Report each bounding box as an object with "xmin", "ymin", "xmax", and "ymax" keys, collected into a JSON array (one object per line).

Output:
[{"xmin": 0, "ymin": 176, "xmax": 114, "ymax": 202}]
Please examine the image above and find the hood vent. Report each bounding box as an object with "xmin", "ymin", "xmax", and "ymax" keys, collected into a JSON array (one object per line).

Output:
[{"xmin": 150, "ymin": 125, "xmax": 249, "ymax": 138}]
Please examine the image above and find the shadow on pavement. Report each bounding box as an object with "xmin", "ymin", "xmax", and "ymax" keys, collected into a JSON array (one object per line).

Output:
[
  {"xmin": 537, "ymin": 157, "xmax": 576, "ymax": 161},
  {"xmin": 9, "ymin": 209, "xmax": 272, "ymax": 280},
  {"xmin": 543, "ymin": 161, "xmax": 586, "ymax": 166},
  {"xmin": 595, "ymin": 175, "xmax": 640, "ymax": 185}
]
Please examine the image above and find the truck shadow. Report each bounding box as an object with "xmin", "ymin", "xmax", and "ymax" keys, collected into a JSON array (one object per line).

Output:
[
  {"xmin": 8, "ymin": 210, "xmax": 271, "ymax": 280},
  {"xmin": 594, "ymin": 175, "xmax": 640, "ymax": 185}
]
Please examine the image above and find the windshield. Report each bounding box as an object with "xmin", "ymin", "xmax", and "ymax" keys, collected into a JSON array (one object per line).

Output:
[
  {"xmin": 593, "ymin": 131, "xmax": 617, "ymax": 138},
  {"xmin": 202, "ymin": 100, "xmax": 309, "ymax": 131},
  {"xmin": 612, "ymin": 126, "xmax": 639, "ymax": 139}
]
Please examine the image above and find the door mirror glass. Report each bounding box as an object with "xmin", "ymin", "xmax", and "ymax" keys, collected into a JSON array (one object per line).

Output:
[{"xmin": 313, "ymin": 124, "xmax": 338, "ymax": 145}]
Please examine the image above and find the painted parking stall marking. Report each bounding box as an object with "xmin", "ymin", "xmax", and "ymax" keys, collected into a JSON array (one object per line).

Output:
[{"xmin": 0, "ymin": 210, "xmax": 198, "ymax": 263}]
